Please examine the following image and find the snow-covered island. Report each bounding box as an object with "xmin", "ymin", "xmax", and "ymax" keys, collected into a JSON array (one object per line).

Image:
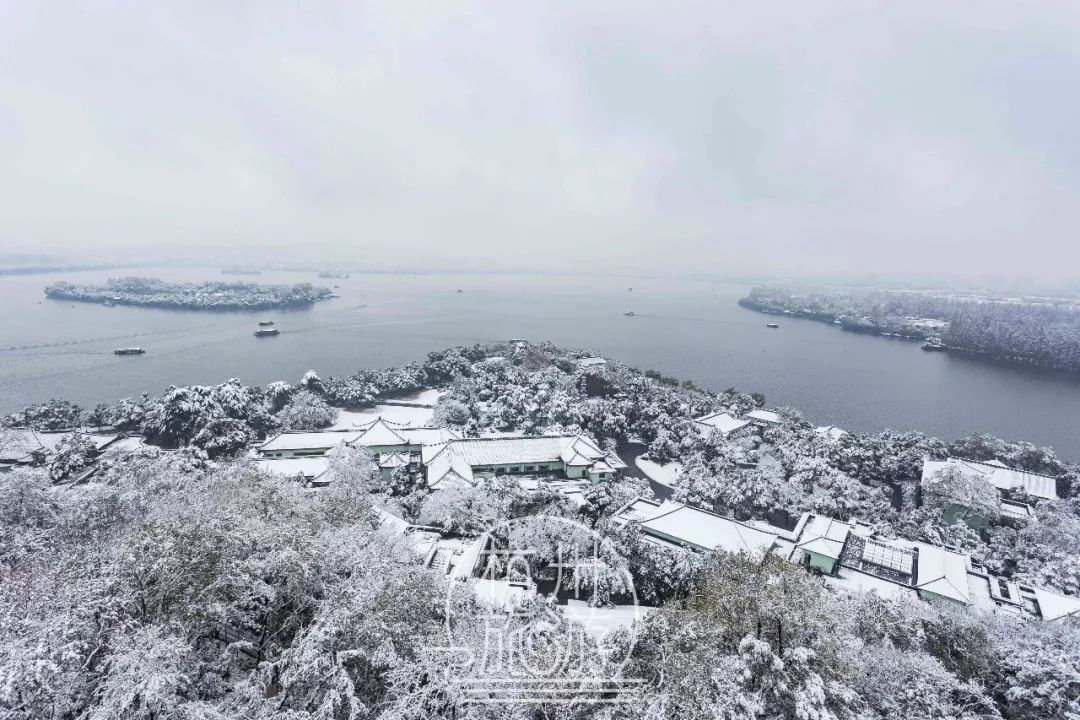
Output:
[
  {"xmin": 44, "ymin": 276, "xmax": 335, "ymax": 311},
  {"xmin": 2, "ymin": 341, "xmax": 1079, "ymax": 718}
]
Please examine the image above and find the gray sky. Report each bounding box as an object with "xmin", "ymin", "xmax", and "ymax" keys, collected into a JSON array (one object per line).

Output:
[{"xmin": 2, "ymin": 1, "xmax": 1079, "ymax": 280}]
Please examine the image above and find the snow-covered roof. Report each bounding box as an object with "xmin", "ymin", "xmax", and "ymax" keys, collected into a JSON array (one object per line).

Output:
[
  {"xmin": 424, "ymin": 435, "xmax": 623, "ymax": 471},
  {"xmin": 377, "ymin": 452, "xmax": 412, "ymax": 469},
  {"xmin": 746, "ymin": 409, "xmax": 782, "ymax": 424},
  {"xmin": 694, "ymin": 412, "xmax": 750, "ymax": 436},
  {"xmin": 795, "ymin": 515, "xmax": 852, "ymax": 560},
  {"xmin": 609, "ymin": 498, "xmax": 1071, "ymax": 622},
  {"xmin": 814, "ymin": 425, "xmax": 848, "ymax": 441},
  {"xmin": 351, "ymin": 417, "xmax": 460, "ymax": 448},
  {"xmin": 255, "ymin": 456, "xmax": 329, "ymax": 480},
  {"xmin": 577, "ymin": 357, "xmax": 607, "ymax": 368},
  {"xmin": 922, "ymin": 458, "xmax": 1058, "ymax": 501},
  {"xmin": 612, "ymin": 498, "xmax": 664, "ymax": 524},
  {"xmin": 825, "ymin": 568, "xmax": 919, "ymax": 603},
  {"xmin": 915, "ymin": 544, "xmax": 972, "ymax": 604},
  {"xmin": 352, "ymin": 418, "xmax": 410, "ymax": 446},
  {"xmin": 0, "ymin": 429, "xmax": 119, "ymax": 463},
  {"xmin": 373, "ymin": 506, "xmax": 411, "ymax": 534},
  {"xmin": 257, "ymin": 430, "xmax": 360, "ymax": 453},
  {"xmin": 999, "ymin": 499, "xmax": 1034, "ymax": 520},
  {"xmin": 101, "ymin": 435, "xmax": 146, "ymax": 453},
  {"xmin": 1033, "ymin": 587, "xmax": 1080, "ymax": 621},
  {"xmin": 629, "ymin": 500, "xmax": 778, "ymax": 556},
  {"xmin": 427, "ymin": 450, "xmax": 477, "ymax": 489}
]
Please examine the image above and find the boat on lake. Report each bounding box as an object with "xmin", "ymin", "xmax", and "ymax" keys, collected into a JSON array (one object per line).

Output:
[
  {"xmin": 255, "ymin": 328, "xmax": 280, "ymax": 337},
  {"xmin": 103, "ymin": 300, "xmax": 115, "ymax": 307},
  {"xmin": 922, "ymin": 338, "xmax": 946, "ymax": 351},
  {"xmin": 766, "ymin": 323, "xmax": 779, "ymax": 328},
  {"xmin": 624, "ymin": 311, "xmax": 635, "ymax": 317},
  {"xmin": 258, "ymin": 320, "xmax": 275, "ymax": 326},
  {"xmin": 114, "ymin": 347, "xmax": 145, "ymax": 355}
]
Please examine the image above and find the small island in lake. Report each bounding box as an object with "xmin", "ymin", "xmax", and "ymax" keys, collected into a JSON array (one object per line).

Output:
[{"xmin": 45, "ymin": 276, "xmax": 335, "ymax": 311}]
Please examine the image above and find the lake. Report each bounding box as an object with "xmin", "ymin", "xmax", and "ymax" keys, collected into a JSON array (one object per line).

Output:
[{"xmin": 3, "ymin": 267, "xmax": 1080, "ymax": 461}]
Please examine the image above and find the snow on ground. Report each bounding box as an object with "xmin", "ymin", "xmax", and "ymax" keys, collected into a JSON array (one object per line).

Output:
[
  {"xmin": 331, "ymin": 403, "xmax": 435, "ymax": 429},
  {"xmin": 330, "ymin": 388, "xmax": 443, "ymax": 428},
  {"xmin": 403, "ymin": 388, "xmax": 443, "ymax": 406},
  {"xmin": 634, "ymin": 456, "xmax": 682, "ymax": 488},
  {"xmin": 562, "ymin": 600, "xmax": 653, "ymax": 639}
]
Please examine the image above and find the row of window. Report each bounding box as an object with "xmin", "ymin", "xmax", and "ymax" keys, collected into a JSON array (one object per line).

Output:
[{"xmin": 473, "ymin": 464, "xmax": 552, "ymax": 474}]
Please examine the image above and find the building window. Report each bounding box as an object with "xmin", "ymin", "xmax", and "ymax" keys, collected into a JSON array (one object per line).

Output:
[
  {"xmin": 511, "ymin": 466, "xmax": 521, "ymax": 473},
  {"xmin": 525, "ymin": 465, "xmax": 536, "ymax": 472}
]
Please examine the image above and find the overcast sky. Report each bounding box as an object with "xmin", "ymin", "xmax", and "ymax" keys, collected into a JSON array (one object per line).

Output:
[{"xmin": 2, "ymin": 1, "xmax": 1079, "ymax": 281}]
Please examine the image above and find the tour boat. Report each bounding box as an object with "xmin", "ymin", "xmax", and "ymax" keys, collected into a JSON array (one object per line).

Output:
[
  {"xmin": 255, "ymin": 328, "xmax": 280, "ymax": 337},
  {"xmin": 766, "ymin": 323, "xmax": 779, "ymax": 328},
  {"xmin": 624, "ymin": 311, "xmax": 635, "ymax": 317},
  {"xmin": 114, "ymin": 347, "xmax": 145, "ymax": 355},
  {"xmin": 258, "ymin": 320, "xmax": 275, "ymax": 327}
]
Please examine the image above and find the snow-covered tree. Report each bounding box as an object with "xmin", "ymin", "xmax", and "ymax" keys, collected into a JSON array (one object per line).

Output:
[
  {"xmin": 275, "ymin": 389, "xmax": 336, "ymax": 431},
  {"xmin": 299, "ymin": 369, "xmax": 324, "ymax": 395},
  {"xmin": 264, "ymin": 380, "xmax": 295, "ymax": 412},
  {"xmin": 7, "ymin": 398, "xmax": 82, "ymax": 430},
  {"xmin": 46, "ymin": 432, "xmax": 98, "ymax": 482},
  {"xmin": 924, "ymin": 465, "xmax": 1001, "ymax": 526}
]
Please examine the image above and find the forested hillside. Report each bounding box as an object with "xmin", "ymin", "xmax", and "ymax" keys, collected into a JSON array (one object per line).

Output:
[
  {"xmin": 3, "ymin": 342, "xmax": 1080, "ymax": 718},
  {"xmin": 741, "ymin": 286, "xmax": 1080, "ymax": 372}
]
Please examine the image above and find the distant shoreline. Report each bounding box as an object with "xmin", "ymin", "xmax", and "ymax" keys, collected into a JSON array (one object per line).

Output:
[{"xmin": 738, "ymin": 295, "xmax": 1080, "ymax": 375}]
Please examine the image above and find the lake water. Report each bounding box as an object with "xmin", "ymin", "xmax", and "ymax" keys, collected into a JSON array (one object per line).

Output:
[{"xmin": 3, "ymin": 267, "xmax": 1080, "ymax": 461}]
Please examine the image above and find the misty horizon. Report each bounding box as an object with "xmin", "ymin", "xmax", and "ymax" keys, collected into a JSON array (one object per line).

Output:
[{"xmin": 3, "ymin": 2, "xmax": 1080, "ymax": 283}]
